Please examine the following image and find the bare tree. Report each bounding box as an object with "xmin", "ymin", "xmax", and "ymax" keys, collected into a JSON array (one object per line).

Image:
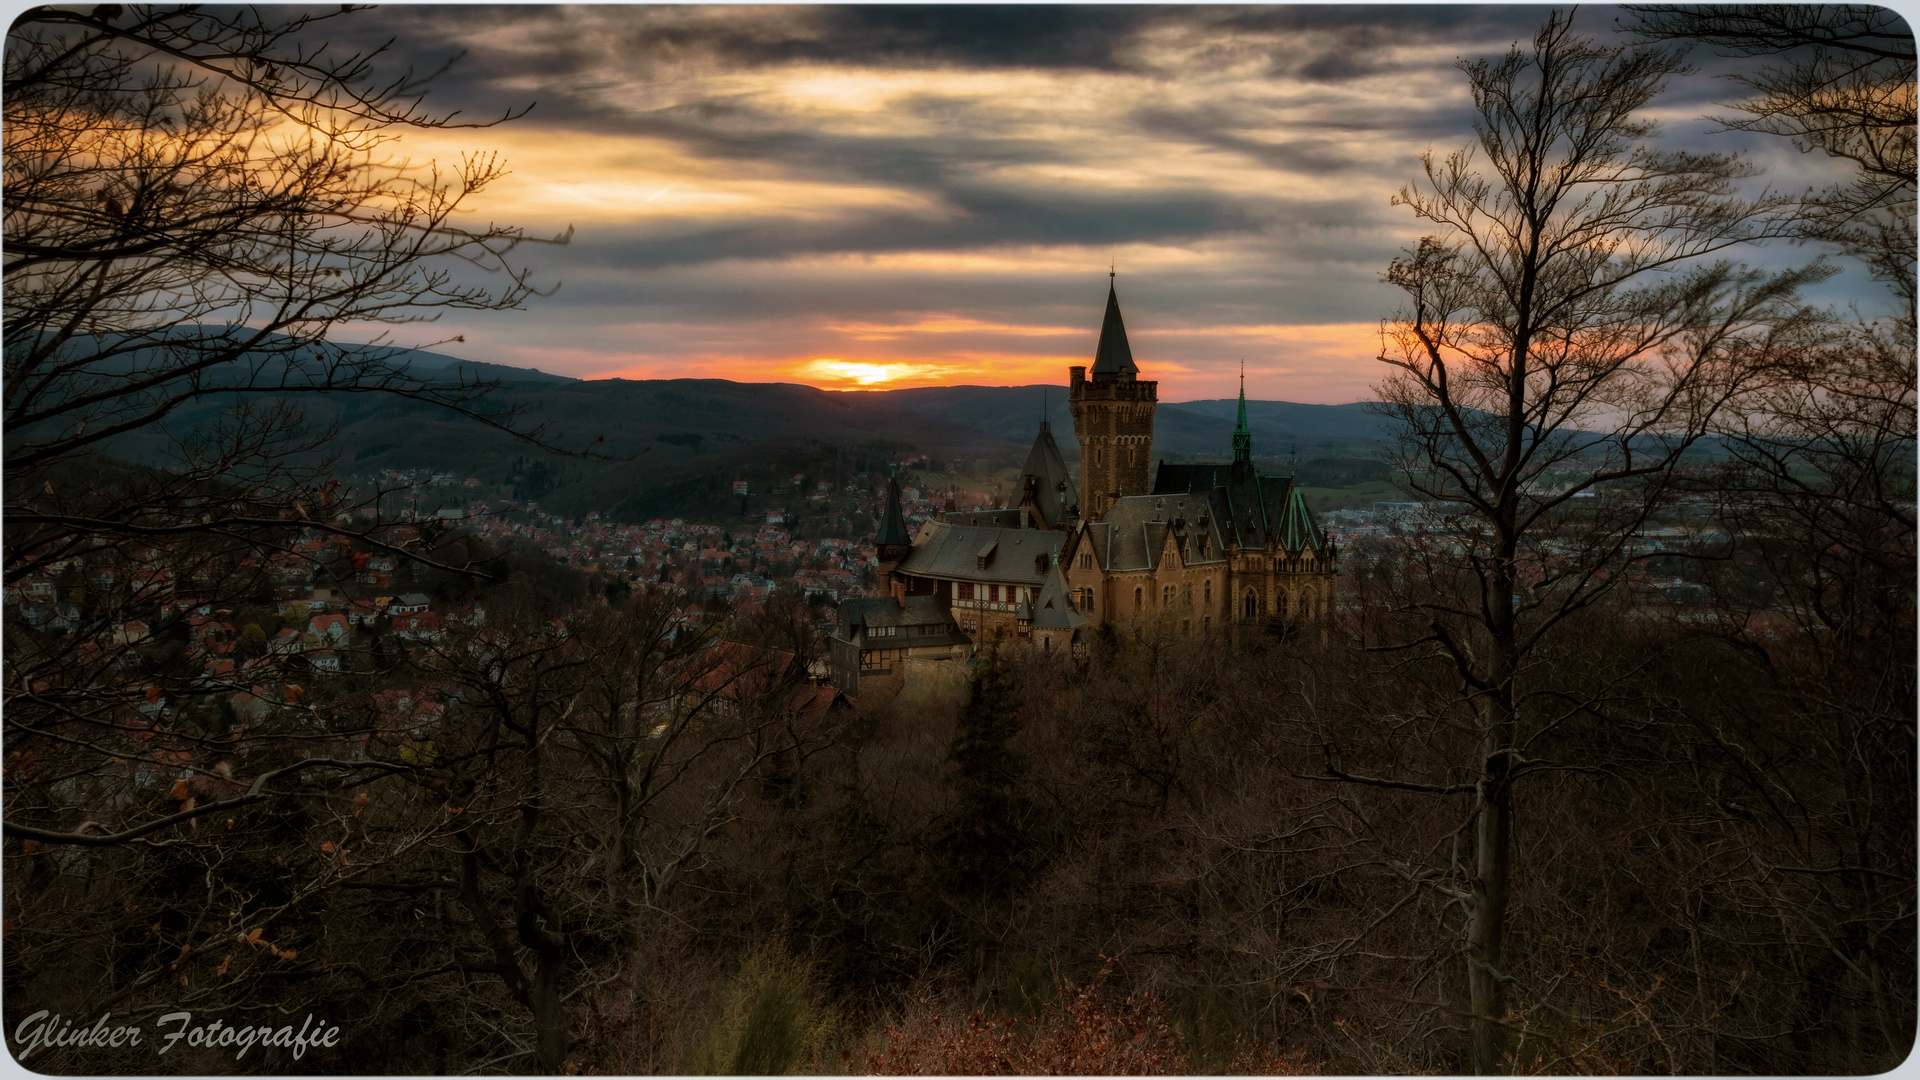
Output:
[
  {"xmin": 4, "ymin": 5, "xmax": 578, "ymax": 590},
  {"xmin": 1621, "ymin": 4, "xmax": 1916, "ymax": 298},
  {"xmin": 1358, "ymin": 12, "xmax": 1830, "ymax": 1072},
  {"xmin": 1622, "ymin": 3, "xmax": 1916, "ymax": 644},
  {"xmin": 2, "ymin": 4, "xmax": 579, "ymax": 849}
]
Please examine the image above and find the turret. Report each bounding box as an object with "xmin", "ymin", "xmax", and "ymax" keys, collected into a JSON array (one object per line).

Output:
[{"xmin": 875, "ymin": 465, "xmax": 913, "ymax": 584}]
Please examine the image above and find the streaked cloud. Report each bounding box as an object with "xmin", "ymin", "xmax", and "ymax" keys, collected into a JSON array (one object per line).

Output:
[{"xmin": 328, "ymin": 5, "xmax": 1877, "ymax": 403}]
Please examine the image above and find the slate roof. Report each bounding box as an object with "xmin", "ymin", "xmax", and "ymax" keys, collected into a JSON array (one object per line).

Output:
[
  {"xmin": 1028, "ymin": 562, "xmax": 1087, "ymax": 630},
  {"xmin": 837, "ymin": 594, "xmax": 970, "ymax": 646},
  {"xmin": 1019, "ymin": 421, "xmax": 1077, "ymax": 528},
  {"xmin": 896, "ymin": 522, "xmax": 1068, "ymax": 586},
  {"xmin": 1091, "ymin": 282, "xmax": 1138, "ymax": 377},
  {"xmin": 1079, "ymin": 492, "xmax": 1231, "ymax": 572},
  {"xmin": 944, "ymin": 509, "xmax": 1024, "ymax": 529},
  {"xmin": 1150, "ymin": 459, "xmax": 1328, "ymax": 554}
]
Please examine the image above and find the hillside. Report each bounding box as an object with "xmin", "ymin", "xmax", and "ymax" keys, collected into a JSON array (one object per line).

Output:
[
  {"xmin": 26, "ymin": 340, "xmax": 1412, "ymax": 521},
  {"xmin": 858, "ymin": 384, "xmax": 1394, "ymax": 461}
]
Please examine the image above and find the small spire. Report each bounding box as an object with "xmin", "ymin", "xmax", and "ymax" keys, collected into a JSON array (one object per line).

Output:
[
  {"xmin": 1232, "ymin": 360, "xmax": 1253, "ymax": 464},
  {"xmin": 876, "ymin": 464, "xmax": 910, "ymax": 545},
  {"xmin": 1040, "ymin": 387, "xmax": 1049, "ymax": 432}
]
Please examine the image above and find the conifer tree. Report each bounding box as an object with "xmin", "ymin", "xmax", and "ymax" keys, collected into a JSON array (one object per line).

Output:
[{"xmin": 936, "ymin": 650, "xmax": 1028, "ymax": 897}]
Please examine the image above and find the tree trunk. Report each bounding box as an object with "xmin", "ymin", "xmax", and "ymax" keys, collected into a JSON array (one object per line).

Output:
[
  {"xmin": 1467, "ymin": 755, "xmax": 1513, "ymax": 1074},
  {"xmin": 532, "ymin": 946, "xmax": 568, "ymax": 1074}
]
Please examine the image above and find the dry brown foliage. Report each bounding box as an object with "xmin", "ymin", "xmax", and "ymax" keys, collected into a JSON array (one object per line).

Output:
[{"xmin": 860, "ymin": 964, "xmax": 1318, "ymax": 1076}]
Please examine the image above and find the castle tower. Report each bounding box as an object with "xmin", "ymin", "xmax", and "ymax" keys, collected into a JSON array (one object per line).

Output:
[
  {"xmin": 875, "ymin": 465, "xmax": 913, "ymax": 590},
  {"xmin": 1068, "ymin": 277, "xmax": 1157, "ymax": 521}
]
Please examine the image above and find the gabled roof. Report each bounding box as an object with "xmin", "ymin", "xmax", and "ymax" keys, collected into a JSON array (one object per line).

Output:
[
  {"xmin": 1149, "ymin": 460, "xmax": 1329, "ymax": 555},
  {"xmin": 896, "ymin": 522, "xmax": 1068, "ymax": 584},
  {"xmin": 1091, "ymin": 282, "xmax": 1138, "ymax": 378},
  {"xmin": 1078, "ymin": 493, "xmax": 1228, "ymax": 572},
  {"xmin": 839, "ymin": 593, "xmax": 954, "ymax": 630}
]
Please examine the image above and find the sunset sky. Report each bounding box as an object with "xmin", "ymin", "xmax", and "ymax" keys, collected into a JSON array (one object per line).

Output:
[{"xmin": 334, "ymin": 5, "xmax": 1882, "ymax": 402}]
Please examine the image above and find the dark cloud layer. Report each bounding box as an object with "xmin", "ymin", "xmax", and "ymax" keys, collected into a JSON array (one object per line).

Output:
[{"xmin": 302, "ymin": 5, "xmax": 1880, "ymax": 400}]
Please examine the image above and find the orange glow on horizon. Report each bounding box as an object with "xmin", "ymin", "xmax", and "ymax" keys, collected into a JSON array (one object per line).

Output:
[{"xmin": 484, "ymin": 324, "xmax": 1383, "ymax": 403}]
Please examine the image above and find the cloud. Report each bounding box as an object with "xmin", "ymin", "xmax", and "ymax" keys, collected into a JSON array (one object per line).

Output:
[{"xmin": 308, "ymin": 5, "xmax": 1876, "ymax": 405}]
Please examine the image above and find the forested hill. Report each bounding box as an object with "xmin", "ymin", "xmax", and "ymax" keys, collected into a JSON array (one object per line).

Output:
[{"xmin": 45, "ymin": 342, "xmax": 1403, "ymax": 520}]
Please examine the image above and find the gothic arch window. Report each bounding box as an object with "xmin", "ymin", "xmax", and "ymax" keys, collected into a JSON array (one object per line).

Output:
[
  {"xmin": 1278, "ymin": 592, "xmax": 1290, "ymax": 619},
  {"xmin": 1204, "ymin": 579, "xmax": 1213, "ymax": 606},
  {"xmin": 1163, "ymin": 584, "xmax": 1176, "ymax": 608},
  {"xmin": 1242, "ymin": 588, "xmax": 1257, "ymax": 619},
  {"xmin": 1134, "ymin": 587, "xmax": 1143, "ymax": 613}
]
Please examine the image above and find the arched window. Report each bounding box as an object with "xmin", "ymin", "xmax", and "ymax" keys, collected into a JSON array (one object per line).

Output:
[
  {"xmin": 1163, "ymin": 584, "xmax": 1175, "ymax": 608},
  {"xmin": 1204, "ymin": 579, "xmax": 1212, "ymax": 606},
  {"xmin": 1134, "ymin": 587, "xmax": 1144, "ymax": 613},
  {"xmin": 1278, "ymin": 592, "xmax": 1291, "ymax": 619},
  {"xmin": 1242, "ymin": 589, "xmax": 1257, "ymax": 618}
]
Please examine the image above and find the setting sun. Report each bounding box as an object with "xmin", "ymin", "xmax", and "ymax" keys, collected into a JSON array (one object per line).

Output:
[{"xmin": 805, "ymin": 359, "xmax": 915, "ymax": 386}]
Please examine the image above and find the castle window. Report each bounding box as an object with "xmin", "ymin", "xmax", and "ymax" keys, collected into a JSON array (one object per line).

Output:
[
  {"xmin": 1278, "ymin": 592, "xmax": 1290, "ymax": 619},
  {"xmin": 1204, "ymin": 579, "xmax": 1212, "ymax": 606},
  {"xmin": 1134, "ymin": 587, "xmax": 1143, "ymax": 613},
  {"xmin": 1163, "ymin": 584, "xmax": 1175, "ymax": 608},
  {"xmin": 1243, "ymin": 589, "xmax": 1257, "ymax": 618},
  {"xmin": 958, "ymin": 582, "xmax": 974, "ymax": 601},
  {"xmin": 1080, "ymin": 552, "xmax": 1093, "ymax": 570}
]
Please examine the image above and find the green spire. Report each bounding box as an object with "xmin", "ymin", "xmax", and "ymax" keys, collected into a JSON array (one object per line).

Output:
[{"xmin": 1232, "ymin": 360, "xmax": 1252, "ymax": 464}]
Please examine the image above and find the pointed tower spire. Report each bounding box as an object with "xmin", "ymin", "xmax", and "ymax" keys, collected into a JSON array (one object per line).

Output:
[
  {"xmin": 1232, "ymin": 360, "xmax": 1252, "ymax": 464},
  {"xmin": 876, "ymin": 464, "xmax": 910, "ymax": 546},
  {"xmin": 1040, "ymin": 387, "xmax": 1049, "ymax": 432},
  {"xmin": 1091, "ymin": 278, "xmax": 1138, "ymax": 378}
]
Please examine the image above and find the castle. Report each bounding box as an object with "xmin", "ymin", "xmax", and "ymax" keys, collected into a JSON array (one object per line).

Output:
[{"xmin": 829, "ymin": 279, "xmax": 1338, "ymax": 699}]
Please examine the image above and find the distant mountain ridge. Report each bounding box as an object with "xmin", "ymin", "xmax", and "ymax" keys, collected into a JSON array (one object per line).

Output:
[
  {"xmin": 855, "ymin": 384, "xmax": 1393, "ymax": 460},
  {"xmin": 38, "ymin": 336, "xmax": 1398, "ymax": 520}
]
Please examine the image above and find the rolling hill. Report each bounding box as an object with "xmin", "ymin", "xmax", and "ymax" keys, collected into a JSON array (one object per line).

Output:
[{"xmin": 20, "ymin": 335, "xmax": 1408, "ymax": 520}]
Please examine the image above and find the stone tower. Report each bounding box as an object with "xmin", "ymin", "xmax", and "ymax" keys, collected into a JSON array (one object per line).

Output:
[{"xmin": 1068, "ymin": 277, "xmax": 1157, "ymax": 521}]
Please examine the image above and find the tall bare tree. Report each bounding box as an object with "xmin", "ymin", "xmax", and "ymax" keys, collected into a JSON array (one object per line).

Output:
[
  {"xmin": 1622, "ymin": 3, "xmax": 1916, "ymax": 644},
  {"xmin": 1357, "ymin": 12, "xmax": 1830, "ymax": 1072},
  {"xmin": 3, "ymin": 4, "xmax": 575, "ymax": 848},
  {"xmin": 4, "ymin": 4, "xmax": 576, "ymax": 588}
]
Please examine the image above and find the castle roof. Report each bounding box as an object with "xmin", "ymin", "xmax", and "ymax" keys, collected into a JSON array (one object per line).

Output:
[
  {"xmin": 1090, "ymin": 282, "xmax": 1138, "ymax": 378},
  {"xmin": 896, "ymin": 521, "xmax": 1068, "ymax": 585},
  {"xmin": 1028, "ymin": 562, "xmax": 1088, "ymax": 630},
  {"xmin": 1078, "ymin": 493, "xmax": 1230, "ymax": 572},
  {"xmin": 875, "ymin": 467, "xmax": 911, "ymax": 546},
  {"xmin": 1149, "ymin": 460, "xmax": 1328, "ymax": 554},
  {"xmin": 1019, "ymin": 420, "xmax": 1077, "ymax": 528}
]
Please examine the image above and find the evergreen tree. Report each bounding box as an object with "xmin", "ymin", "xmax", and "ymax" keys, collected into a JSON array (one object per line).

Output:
[{"xmin": 936, "ymin": 650, "xmax": 1027, "ymax": 896}]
